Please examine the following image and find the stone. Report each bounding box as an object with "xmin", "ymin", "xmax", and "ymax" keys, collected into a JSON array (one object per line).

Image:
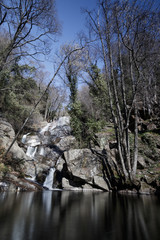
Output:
[
  {"xmin": 0, "ymin": 118, "xmax": 31, "ymax": 161},
  {"xmin": 62, "ymin": 178, "xmax": 82, "ymax": 191},
  {"xmin": 93, "ymin": 176, "xmax": 109, "ymax": 191},
  {"xmin": 56, "ymin": 136, "xmax": 77, "ymax": 151},
  {"xmin": 56, "ymin": 157, "xmax": 65, "ymax": 172},
  {"xmin": 137, "ymin": 156, "xmax": 147, "ymax": 169},
  {"xmin": 139, "ymin": 181, "xmax": 156, "ymax": 195},
  {"xmin": 95, "ymin": 132, "xmax": 109, "ymax": 148},
  {"xmin": 82, "ymin": 184, "xmax": 94, "ymax": 191},
  {"xmin": 63, "ymin": 148, "xmax": 102, "ymax": 183},
  {"xmin": 147, "ymin": 123, "xmax": 156, "ymax": 131},
  {"xmin": 22, "ymin": 161, "xmax": 36, "ymax": 179}
]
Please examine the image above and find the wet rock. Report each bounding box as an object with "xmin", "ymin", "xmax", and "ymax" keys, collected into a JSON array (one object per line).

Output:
[
  {"xmin": 1, "ymin": 172, "xmax": 42, "ymax": 192},
  {"xmin": 82, "ymin": 184, "xmax": 94, "ymax": 190}
]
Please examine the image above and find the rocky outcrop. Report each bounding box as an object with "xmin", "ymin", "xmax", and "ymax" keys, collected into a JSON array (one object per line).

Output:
[
  {"xmin": 55, "ymin": 148, "xmax": 109, "ymax": 191},
  {"xmin": 0, "ymin": 118, "xmax": 30, "ymax": 161},
  {"xmin": 0, "ymin": 117, "xmax": 110, "ymax": 192},
  {"xmin": 1, "ymin": 116, "xmax": 160, "ymax": 194}
]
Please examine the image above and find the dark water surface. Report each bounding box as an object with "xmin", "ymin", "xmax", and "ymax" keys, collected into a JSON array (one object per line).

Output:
[{"xmin": 0, "ymin": 191, "xmax": 160, "ymax": 240}]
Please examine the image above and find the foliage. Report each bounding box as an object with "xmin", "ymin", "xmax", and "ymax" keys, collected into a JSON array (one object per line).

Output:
[
  {"xmin": 0, "ymin": 146, "xmax": 9, "ymax": 175},
  {"xmin": 69, "ymin": 99, "xmax": 105, "ymax": 146},
  {"xmin": 85, "ymin": 118, "xmax": 105, "ymax": 144},
  {"xmin": 69, "ymin": 100, "xmax": 83, "ymax": 143},
  {"xmin": 0, "ymin": 61, "xmax": 41, "ymax": 131},
  {"xmin": 88, "ymin": 64, "xmax": 110, "ymax": 121}
]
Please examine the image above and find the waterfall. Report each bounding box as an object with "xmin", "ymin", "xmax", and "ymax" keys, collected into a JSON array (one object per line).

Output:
[
  {"xmin": 21, "ymin": 133, "xmax": 30, "ymax": 144},
  {"xmin": 26, "ymin": 146, "xmax": 37, "ymax": 158},
  {"xmin": 40, "ymin": 123, "xmax": 51, "ymax": 135},
  {"xmin": 39, "ymin": 146, "xmax": 45, "ymax": 156},
  {"xmin": 43, "ymin": 168, "xmax": 55, "ymax": 190}
]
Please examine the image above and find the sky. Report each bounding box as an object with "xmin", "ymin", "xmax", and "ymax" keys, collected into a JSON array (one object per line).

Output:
[
  {"xmin": 56, "ymin": 0, "xmax": 97, "ymax": 45},
  {"xmin": 43, "ymin": 0, "xmax": 97, "ymax": 77}
]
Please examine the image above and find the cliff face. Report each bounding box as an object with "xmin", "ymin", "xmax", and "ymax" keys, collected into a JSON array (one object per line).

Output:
[{"xmin": 0, "ymin": 116, "xmax": 160, "ymax": 194}]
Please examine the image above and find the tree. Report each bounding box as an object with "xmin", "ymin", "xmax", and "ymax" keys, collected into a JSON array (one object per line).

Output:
[
  {"xmin": 84, "ymin": 0, "xmax": 160, "ymax": 180},
  {"xmin": 43, "ymin": 86, "xmax": 66, "ymax": 121},
  {"xmin": 3, "ymin": 45, "xmax": 84, "ymax": 157},
  {"xmin": 0, "ymin": 0, "xmax": 60, "ymax": 71},
  {"xmin": 0, "ymin": 59, "xmax": 43, "ymax": 131},
  {"xmin": 59, "ymin": 44, "xmax": 84, "ymax": 142}
]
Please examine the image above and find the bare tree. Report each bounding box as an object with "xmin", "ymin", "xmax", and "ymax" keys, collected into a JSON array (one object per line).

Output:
[
  {"xmin": 59, "ymin": 44, "xmax": 88, "ymax": 104},
  {"xmin": 84, "ymin": 0, "xmax": 160, "ymax": 180},
  {"xmin": 0, "ymin": 0, "xmax": 60, "ymax": 70}
]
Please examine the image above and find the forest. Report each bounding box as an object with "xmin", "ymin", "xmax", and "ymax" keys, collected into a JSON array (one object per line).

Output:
[{"xmin": 0, "ymin": 0, "xmax": 160, "ymax": 184}]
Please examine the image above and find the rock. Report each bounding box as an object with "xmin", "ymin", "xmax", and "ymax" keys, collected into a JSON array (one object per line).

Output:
[
  {"xmin": 62, "ymin": 178, "xmax": 82, "ymax": 191},
  {"xmin": 95, "ymin": 132, "xmax": 110, "ymax": 148},
  {"xmin": 64, "ymin": 149, "xmax": 102, "ymax": 183},
  {"xmin": 22, "ymin": 161, "xmax": 36, "ymax": 180},
  {"xmin": 137, "ymin": 156, "xmax": 147, "ymax": 169},
  {"xmin": 139, "ymin": 181, "xmax": 156, "ymax": 195},
  {"xmin": 147, "ymin": 123, "xmax": 157, "ymax": 131},
  {"xmin": 0, "ymin": 182, "xmax": 9, "ymax": 191},
  {"xmin": 56, "ymin": 157, "xmax": 65, "ymax": 172},
  {"xmin": 1, "ymin": 171, "xmax": 42, "ymax": 192},
  {"xmin": 93, "ymin": 176, "xmax": 109, "ymax": 191},
  {"xmin": 82, "ymin": 184, "xmax": 95, "ymax": 191},
  {"xmin": 56, "ymin": 136, "xmax": 77, "ymax": 151},
  {"xmin": 0, "ymin": 118, "xmax": 30, "ymax": 161}
]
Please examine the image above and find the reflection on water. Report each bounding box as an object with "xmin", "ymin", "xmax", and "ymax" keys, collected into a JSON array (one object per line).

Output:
[{"xmin": 0, "ymin": 191, "xmax": 160, "ymax": 240}]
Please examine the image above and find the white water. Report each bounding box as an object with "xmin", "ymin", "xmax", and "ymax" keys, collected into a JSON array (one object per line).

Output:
[
  {"xmin": 26, "ymin": 146, "xmax": 37, "ymax": 158},
  {"xmin": 27, "ymin": 136, "xmax": 41, "ymax": 147},
  {"xmin": 57, "ymin": 116, "xmax": 70, "ymax": 126},
  {"xmin": 43, "ymin": 168, "xmax": 55, "ymax": 190},
  {"xmin": 21, "ymin": 133, "xmax": 30, "ymax": 144},
  {"xmin": 39, "ymin": 146, "xmax": 45, "ymax": 156},
  {"xmin": 40, "ymin": 123, "xmax": 51, "ymax": 134}
]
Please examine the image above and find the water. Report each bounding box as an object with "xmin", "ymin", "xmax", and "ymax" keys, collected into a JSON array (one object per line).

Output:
[
  {"xmin": 43, "ymin": 168, "xmax": 55, "ymax": 190},
  {"xmin": 0, "ymin": 192, "xmax": 160, "ymax": 240},
  {"xmin": 26, "ymin": 146, "xmax": 37, "ymax": 158},
  {"xmin": 21, "ymin": 133, "xmax": 30, "ymax": 144}
]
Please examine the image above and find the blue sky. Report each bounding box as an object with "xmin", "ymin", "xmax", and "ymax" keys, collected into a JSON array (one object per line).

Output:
[
  {"xmin": 56, "ymin": 0, "xmax": 97, "ymax": 45},
  {"xmin": 42, "ymin": 0, "xmax": 97, "ymax": 77}
]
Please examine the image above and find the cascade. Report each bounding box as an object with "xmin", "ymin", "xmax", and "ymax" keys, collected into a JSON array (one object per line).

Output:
[
  {"xmin": 21, "ymin": 116, "xmax": 70, "ymax": 188},
  {"xmin": 40, "ymin": 123, "xmax": 51, "ymax": 135},
  {"xmin": 39, "ymin": 146, "xmax": 45, "ymax": 156},
  {"xmin": 21, "ymin": 133, "xmax": 30, "ymax": 144},
  {"xmin": 26, "ymin": 146, "xmax": 37, "ymax": 158},
  {"xmin": 43, "ymin": 168, "xmax": 55, "ymax": 190}
]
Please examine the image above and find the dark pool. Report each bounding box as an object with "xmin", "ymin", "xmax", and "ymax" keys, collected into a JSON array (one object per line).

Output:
[{"xmin": 0, "ymin": 191, "xmax": 160, "ymax": 240}]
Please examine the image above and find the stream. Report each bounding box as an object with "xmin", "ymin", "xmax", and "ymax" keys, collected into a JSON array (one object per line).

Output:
[{"xmin": 0, "ymin": 191, "xmax": 160, "ymax": 240}]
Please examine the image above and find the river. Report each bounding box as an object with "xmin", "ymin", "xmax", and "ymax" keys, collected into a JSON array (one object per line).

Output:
[{"xmin": 0, "ymin": 191, "xmax": 160, "ymax": 240}]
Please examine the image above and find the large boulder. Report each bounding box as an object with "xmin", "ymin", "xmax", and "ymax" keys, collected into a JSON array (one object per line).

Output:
[
  {"xmin": 64, "ymin": 149, "xmax": 103, "ymax": 182},
  {"xmin": 93, "ymin": 176, "xmax": 109, "ymax": 191},
  {"xmin": 55, "ymin": 148, "xmax": 109, "ymax": 191},
  {"xmin": 0, "ymin": 118, "xmax": 30, "ymax": 161}
]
